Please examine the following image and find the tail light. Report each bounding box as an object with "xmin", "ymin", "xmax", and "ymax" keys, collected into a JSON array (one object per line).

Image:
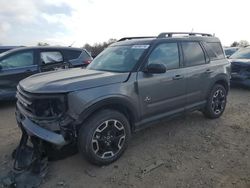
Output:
[{"xmin": 83, "ymin": 60, "xmax": 92, "ymax": 65}]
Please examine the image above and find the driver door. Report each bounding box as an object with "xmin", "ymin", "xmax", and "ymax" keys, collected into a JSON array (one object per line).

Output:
[{"xmin": 137, "ymin": 42, "xmax": 187, "ymax": 119}]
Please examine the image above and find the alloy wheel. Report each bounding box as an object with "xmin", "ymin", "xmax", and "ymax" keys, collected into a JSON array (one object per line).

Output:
[
  {"xmin": 91, "ymin": 120, "xmax": 126, "ymax": 159},
  {"xmin": 211, "ymin": 89, "xmax": 226, "ymax": 115}
]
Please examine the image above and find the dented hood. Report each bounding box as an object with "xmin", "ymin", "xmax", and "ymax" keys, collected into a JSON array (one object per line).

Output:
[{"xmin": 19, "ymin": 68, "xmax": 130, "ymax": 93}]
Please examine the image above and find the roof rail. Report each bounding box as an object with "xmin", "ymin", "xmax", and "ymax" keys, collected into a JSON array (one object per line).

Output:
[
  {"xmin": 118, "ymin": 36, "xmax": 156, "ymax": 42},
  {"xmin": 157, "ymin": 32, "xmax": 212, "ymax": 38}
]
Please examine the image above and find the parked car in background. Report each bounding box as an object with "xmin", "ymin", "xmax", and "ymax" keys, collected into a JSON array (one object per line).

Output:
[
  {"xmin": 0, "ymin": 46, "xmax": 24, "ymax": 54},
  {"xmin": 0, "ymin": 46, "xmax": 93, "ymax": 100},
  {"xmin": 224, "ymin": 47, "xmax": 240, "ymax": 58},
  {"xmin": 229, "ymin": 47, "xmax": 250, "ymax": 87}
]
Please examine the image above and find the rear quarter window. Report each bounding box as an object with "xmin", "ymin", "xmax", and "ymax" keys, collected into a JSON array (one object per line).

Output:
[
  {"xmin": 65, "ymin": 50, "xmax": 82, "ymax": 60},
  {"xmin": 203, "ymin": 42, "xmax": 225, "ymax": 60},
  {"xmin": 81, "ymin": 50, "xmax": 92, "ymax": 60}
]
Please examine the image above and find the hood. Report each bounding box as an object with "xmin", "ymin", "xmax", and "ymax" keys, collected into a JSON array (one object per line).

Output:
[
  {"xmin": 230, "ymin": 59, "xmax": 250, "ymax": 65},
  {"xmin": 19, "ymin": 68, "xmax": 130, "ymax": 93}
]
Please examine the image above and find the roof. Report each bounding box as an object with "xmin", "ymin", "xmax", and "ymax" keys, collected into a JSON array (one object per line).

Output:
[
  {"xmin": 113, "ymin": 32, "xmax": 220, "ymax": 46},
  {"xmin": 1, "ymin": 46, "xmax": 85, "ymax": 55},
  {"xmin": 0, "ymin": 46, "xmax": 24, "ymax": 49},
  {"xmin": 0, "ymin": 46, "xmax": 86, "ymax": 58},
  {"xmin": 14, "ymin": 46, "xmax": 84, "ymax": 51},
  {"xmin": 113, "ymin": 36, "xmax": 220, "ymax": 46}
]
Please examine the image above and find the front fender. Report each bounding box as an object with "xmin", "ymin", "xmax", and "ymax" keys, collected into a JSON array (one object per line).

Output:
[
  {"xmin": 76, "ymin": 95, "xmax": 139, "ymax": 125},
  {"xmin": 66, "ymin": 81, "xmax": 140, "ymax": 126}
]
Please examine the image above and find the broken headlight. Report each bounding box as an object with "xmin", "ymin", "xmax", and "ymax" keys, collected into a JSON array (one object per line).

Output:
[{"xmin": 33, "ymin": 95, "xmax": 67, "ymax": 119}]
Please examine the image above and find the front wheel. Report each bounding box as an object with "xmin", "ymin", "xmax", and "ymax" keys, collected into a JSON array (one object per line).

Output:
[
  {"xmin": 203, "ymin": 84, "xmax": 227, "ymax": 119},
  {"xmin": 78, "ymin": 109, "xmax": 131, "ymax": 165}
]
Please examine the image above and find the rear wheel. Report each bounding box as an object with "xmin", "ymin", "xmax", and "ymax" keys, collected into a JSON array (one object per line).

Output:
[
  {"xmin": 78, "ymin": 109, "xmax": 131, "ymax": 165},
  {"xmin": 203, "ymin": 84, "xmax": 227, "ymax": 119}
]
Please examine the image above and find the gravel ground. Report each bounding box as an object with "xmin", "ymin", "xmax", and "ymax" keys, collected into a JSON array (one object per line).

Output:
[{"xmin": 0, "ymin": 87, "xmax": 249, "ymax": 188}]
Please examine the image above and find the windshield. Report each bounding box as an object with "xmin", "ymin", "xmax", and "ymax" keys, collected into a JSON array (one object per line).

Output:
[
  {"xmin": 0, "ymin": 48, "xmax": 18, "ymax": 58},
  {"xmin": 224, "ymin": 48, "xmax": 238, "ymax": 57},
  {"xmin": 230, "ymin": 48, "xmax": 250, "ymax": 59},
  {"xmin": 87, "ymin": 45, "xmax": 149, "ymax": 72}
]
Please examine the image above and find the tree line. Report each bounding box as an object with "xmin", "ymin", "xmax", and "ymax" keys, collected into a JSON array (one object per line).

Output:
[
  {"xmin": 37, "ymin": 38, "xmax": 250, "ymax": 58},
  {"xmin": 230, "ymin": 40, "xmax": 249, "ymax": 47}
]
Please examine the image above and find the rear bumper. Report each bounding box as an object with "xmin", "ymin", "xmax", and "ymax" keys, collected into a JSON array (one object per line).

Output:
[{"xmin": 16, "ymin": 110, "xmax": 67, "ymax": 146}]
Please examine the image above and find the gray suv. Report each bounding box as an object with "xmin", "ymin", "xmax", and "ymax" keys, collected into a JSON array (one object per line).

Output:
[{"xmin": 15, "ymin": 32, "xmax": 230, "ymax": 165}]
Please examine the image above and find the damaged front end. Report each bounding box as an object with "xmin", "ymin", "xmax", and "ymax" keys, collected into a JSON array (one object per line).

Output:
[
  {"xmin": 16, "ymin": 85, "xmax": 77, "ymax": 146},
  {"xmin": 1, "ymin": 86, "xmax": 78, "ymax": 187}
]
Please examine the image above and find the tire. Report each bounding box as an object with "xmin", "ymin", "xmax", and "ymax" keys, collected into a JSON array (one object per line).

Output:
[
  {"xmin": 203, "ymin": 84, "xmax": 227, "ymax": 119},
  {"xmin": 78, "ymin": 109, "xmax": 131, "ymax": 165}
]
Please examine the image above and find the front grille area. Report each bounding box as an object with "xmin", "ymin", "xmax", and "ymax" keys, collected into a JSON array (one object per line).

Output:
[
  {"xmin": 16, "ymin": 85, "xmax": 66, "ymax": 121},
  {"xmin": 16, "ymin": 85, "xmax": 35, "ymax": 118}
]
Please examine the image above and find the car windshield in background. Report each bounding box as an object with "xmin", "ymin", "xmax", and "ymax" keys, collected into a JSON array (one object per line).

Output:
[
  {"xmin": 230, "ymin": 48, "xmax": 250, "ymax": 59},
  {"xmin": 224, "ymin": 48, "xmax": 238, "ymax": 57},
  {"xmin": 87, "ymin": 45, "xmax": 149, "ymax": 72}
]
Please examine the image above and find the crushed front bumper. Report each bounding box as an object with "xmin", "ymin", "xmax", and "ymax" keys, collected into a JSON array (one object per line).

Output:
[{"xmin": 16, "ymin": 110, "xmax": 67, "ymax": 146}]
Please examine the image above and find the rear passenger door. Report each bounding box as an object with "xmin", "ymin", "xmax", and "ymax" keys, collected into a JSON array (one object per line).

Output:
[
  {"xmin": 137, "ymin": 42, "xmax": 187, "ymax": 118},
  {"xmin": 39, "ymin": 50, "xmax": 65, "ymax": 72},
  {"xmin": 181, "ymin": 42, "xmax": 212, "ymax": 108}
]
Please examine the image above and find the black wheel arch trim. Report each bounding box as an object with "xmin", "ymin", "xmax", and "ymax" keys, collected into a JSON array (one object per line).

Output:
[
  {"xmin": 207, "ymin": 74, "xmax": 229, "ymax": 98},
  {"xmin": 76, "ymin": 96, "xmax": 140, "ymax": 130}
]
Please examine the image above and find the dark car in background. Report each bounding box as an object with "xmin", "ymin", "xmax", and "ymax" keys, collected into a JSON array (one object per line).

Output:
[
  {"xmin": 0, "ymin": 46, "xmax": 93, "ymax": 100},
  {"xmin": 0, "ymin": 46, "xmax": 24, "ymax": 54},
  {"xmin": 230, "ymin": 47, "xmax": 250, "ymax": 87},
  {"xmin": 224, "ymin": 47, "xmax": 240, "ymax": 58}
]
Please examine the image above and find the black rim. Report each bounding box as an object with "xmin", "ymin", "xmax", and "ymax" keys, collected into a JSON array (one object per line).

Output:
[
  {"xmin": 91, "ymin": 120, "xmax": 126, "ymax": 159},
  {"xmin": 211, "ymin": 89, "xmax": 226, "ymax": 115}
]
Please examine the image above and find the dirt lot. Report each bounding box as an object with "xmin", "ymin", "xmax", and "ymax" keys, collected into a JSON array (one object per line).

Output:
[{"xmin": 0, "ymin": 87, "xmax": 249, "ymax": 188}]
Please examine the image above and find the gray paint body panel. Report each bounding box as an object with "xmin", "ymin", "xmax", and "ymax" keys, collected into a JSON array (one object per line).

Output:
[{"xmin": 16, "ymin": 36, "xmax": 231, "ymax": 146}]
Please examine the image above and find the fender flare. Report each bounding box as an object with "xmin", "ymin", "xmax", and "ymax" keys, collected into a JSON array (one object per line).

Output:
[
  {"xmin": 206, "ymin": 74, "xmax": 229, "ymax": 98},
  {"xmin": 75, "ymin": 96, "xmax": 140, "ymax": 128}
]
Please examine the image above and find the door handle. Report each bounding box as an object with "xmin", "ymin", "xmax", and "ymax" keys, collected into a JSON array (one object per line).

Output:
[
  {"xmin": 205, "ymin": 69, "xmax": 214, "ymax": 74},
  {"xmin": 172, "ymin": 75, "xmax": 184, "ymax": 80},
  {"xmin": 26, "ymin": 69, "xmax": 32, "ymax": 73}
]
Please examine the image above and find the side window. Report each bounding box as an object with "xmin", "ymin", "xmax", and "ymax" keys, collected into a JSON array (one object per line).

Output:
[
  {"xmin": 0, "ymin": 51, "xmax": 33, "ymax": 69},
  {"xmin": 40, "ymin": 51, "xmax": 63, "ymax": 64},
  {"xmin": 203, "ymin": 42, "xmax": 225, "ymax": 60},
  {"xmin": 148, "ymin": 43, "xmax": 179, "ymax": 70},
  {"xmin": 182, "ymin": 42, "xmax": 206, "ymax": 66}
]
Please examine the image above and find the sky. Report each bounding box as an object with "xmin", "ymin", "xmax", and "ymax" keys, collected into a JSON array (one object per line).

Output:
[{"xmin": 0, "ymin": 0, "xmax": 249, "ymax": 47}]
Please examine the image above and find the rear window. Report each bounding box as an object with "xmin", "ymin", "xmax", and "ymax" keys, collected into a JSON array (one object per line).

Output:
[
  {"xmin": 66, "ymin": 50, "xmax": 82, "ymax": 60},
  {"xmin": 81, "ymin": 50, "xmax": 92, "ymax": 59},
  {"xmin": 203, "ymin": 42, "xmax": 225, "ymax": 60}
]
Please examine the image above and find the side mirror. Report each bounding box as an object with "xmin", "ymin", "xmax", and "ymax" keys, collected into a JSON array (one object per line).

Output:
[{"xmin": 144, "ymin": 63, "xmax": 166, "ymax": 74}]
